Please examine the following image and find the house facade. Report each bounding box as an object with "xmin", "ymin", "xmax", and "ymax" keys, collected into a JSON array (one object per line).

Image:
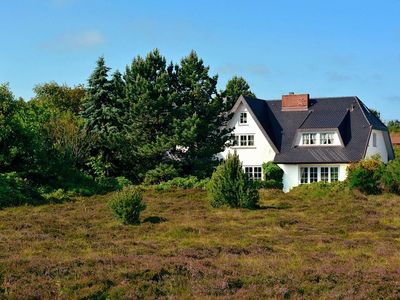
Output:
[{"xmin": 221, "ymin": 93, "xmax": 394, "ymax": 192}]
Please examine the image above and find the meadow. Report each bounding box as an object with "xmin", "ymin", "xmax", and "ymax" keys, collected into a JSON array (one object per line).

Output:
[{"xmin": 0, "ymin": 188, "xmax": 399, "ymax": 299}]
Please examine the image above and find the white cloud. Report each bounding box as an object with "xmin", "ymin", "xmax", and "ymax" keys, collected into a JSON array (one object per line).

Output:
[{"xmin": 42, "ymin": 30, "xmax": 105, "ymax": 51}]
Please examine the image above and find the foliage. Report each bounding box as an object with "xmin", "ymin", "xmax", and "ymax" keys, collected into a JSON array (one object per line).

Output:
[
  {"xmin": 208, "ymin": 153, "xmax": 259, "ymax": 209},
  {"xmin": 347, "ymin": 156, "xmax": 384, "ymax": 194},
  {"xmin": 262, "ymin": 162, "xmax": 284, "ymax": 182},
  {"xmin": 290, "ymin": 181, "xmax": 350, "ymax": 199},
  {"xmin": 109, "ymin": 186, "xmax": 145, "ymax": 224},
  {"xmin": 381, "ymin": 158, "xmax": 400, "ymax": 194},
  {"xmin": 222, "ymin": 76, "xmax": 255, "ymax": 111},
  {"xmin": 252, "ymin": 179, "xmax": 283, "ymax": 190},
  {"xmin": 387, "ymin": 119, "xmax": 400, "ymax": 133},
  {"xmin": 0, "ymin": 172, "xmax": 44, "ymax": 208},
  {"xmin": 144, "ymin": 163, "xmax": 179, "ymax": 185},
  {"xmin": 153, "ymin": 176, "xmax": 209, "ymax": 191},
  {"xmin": 41, "ymin": 188, "xmax": 72, "ymax": 204}
]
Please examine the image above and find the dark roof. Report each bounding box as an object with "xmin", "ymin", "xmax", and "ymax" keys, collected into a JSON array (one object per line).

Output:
[{"xmin": 242, "ymin": 96, "xmax": 393, "ymax": 164}]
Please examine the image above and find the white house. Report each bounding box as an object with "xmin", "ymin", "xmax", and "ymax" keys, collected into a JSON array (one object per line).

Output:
[{"xmin": 221, "ymin": 93, "xmax": 395, "ymax": 192}]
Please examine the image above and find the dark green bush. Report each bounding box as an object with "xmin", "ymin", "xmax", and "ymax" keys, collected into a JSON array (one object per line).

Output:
[
  {"xmin": 153, "ymin": 176, "xmax": 208, "ymax": 191},
  {"xmin": 144, "ymin": 164, "xmax": 179, "ymax": 185},
  {"xmin": 262, "ymin": 162, "xmax": 284, "ymax": 182},
  {"xmin": 208, "ymin": 153, "xmax": 259, "ymax": 209},
  {"xmin": 290, "ymin": 181, "xmax": 350, "ymax": 199},
  {"xmin": 0, "ymin": 172, "xmax": 44, "ymax": 208},
  {"xmin": 41, "ymin": 188, "xmax": 73, "ymax": 203},
  {"xmin": 252, "ymin": 179, "xmax": 283, "ymax": 190},
  {"xmin": 347, "ymin": 157, "xmax": 384, "ymax": 194},
  {"xmin": 109, "ymin": 187, "xmax": 146, "ymax": 225},
  {"xmin": 381, "ymin": 158, "xmax": 400, "ymax": 194},
  {"xmin": 96, "ymin": 176, "xmax": 132, "ymax": 194}
]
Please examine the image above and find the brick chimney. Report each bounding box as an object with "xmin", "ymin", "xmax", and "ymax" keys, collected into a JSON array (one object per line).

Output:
[{"xmin": 281, "ymin": 93, "xmax": 309, "ymax": 111}]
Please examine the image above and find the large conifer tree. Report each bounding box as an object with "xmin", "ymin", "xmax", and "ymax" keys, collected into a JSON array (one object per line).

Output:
[{"xmin": 222, "ymin": 76, "xmax": 255, "ymax": 111}]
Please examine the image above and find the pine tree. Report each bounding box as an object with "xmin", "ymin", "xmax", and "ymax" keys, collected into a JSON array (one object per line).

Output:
[
  {"xmin": 122, "ymin": 49, "xmax": 176, "ymax": 180},
  {"xmin": 223, "ymin": 76, "xmax": 255, "ymax": 111},
  {"xmin": 172, "ymin": 51, "xmax": 231, "ymax": 178},
  {"xmin": 81, "ymin": 57, "xmax": 122, "ymax": 177}
]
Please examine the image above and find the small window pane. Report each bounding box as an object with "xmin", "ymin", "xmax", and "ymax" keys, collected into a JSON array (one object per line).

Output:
[
  {"xmin": 247, "ymin": 135, "xmax": 254, "ymax": 146},
  {"xmin": 330, "ymin": 167, "xmax": 339, "ymax": 182},
  {"xmin": 310, "ymin": 167, "xmax": 318, "ymax": 182},
  {"xmin": 321, "ymin": 133, "xmax": 334, "ymax": 145},
  {"xmin": 254, "ymin": 167, "xmax": 262, "ymax": 180},
  {"xmin": 302, "ymin": 134, "xmax": 310, "ymax": 145},
  {"xmin": 240, "ymin": 112, "xmax": 247, "ymax": 124},
  {"xmin": 234, "ymin": 135, "xmax": 239, "ymax": 146},
  {"xmin": 245, "ymin": 167, "xmax": 253, "ymax": 179},
  {"xmin": 310, "ymin": 134, "xmax": 317, "ymax": 145},
  {"xmin": 240, "ymin": 135, "xmax": 247, "ymax": 146},
  {"xmin": 321, "ymin": 167, "xmax": 329, "ymax": 182},
  {"xmin": 300, "ymin": 167, "xmax": 308, "ymax": 184},
  {"xmin": 372, "ymin": 133, "xmax": 377, "ymax": 147}
]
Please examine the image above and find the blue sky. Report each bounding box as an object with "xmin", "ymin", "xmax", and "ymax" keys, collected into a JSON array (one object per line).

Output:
[{"xmin": 1, "ymin": 0, "xmax": 400, "ymax": 120}]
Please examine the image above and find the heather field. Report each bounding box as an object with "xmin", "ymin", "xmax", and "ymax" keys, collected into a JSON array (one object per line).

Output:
[{"xmin": 0, "ymin": 188, "xmax": 399, "ymax": 299}]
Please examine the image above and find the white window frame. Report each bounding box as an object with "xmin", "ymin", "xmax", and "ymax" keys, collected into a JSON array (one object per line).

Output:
[
  {"xmin": 301, "ymin": 132, "xmax": 336, "ymax": 146},
  {"xmin": 233, "ymin": 134, "xmax": 255, "ymax": 148},
  {"xmin": 299, "ymin": 166, "xmax": 339, "ymax": 184},
  {"xmin": 372, "ymin": 132, "xmax": 377, "ymax": 147},
  {"xmin": 244, "ymin": 166, "xmax": 263, "ymax": 180},
  {"xmin": 239, "ymin": 112, "xmax": 248, "ymax": 125}
]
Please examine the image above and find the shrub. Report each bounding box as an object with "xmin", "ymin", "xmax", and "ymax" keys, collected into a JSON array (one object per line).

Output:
[
  {"xmin": 290, "ymin": 181, "xmax": 350, "ymax": 199},
  {"xmin": 208, "ymin": 153, "xmax": 259, "ymax": 209},
  {"xmin": 347, "ymin": 156, "xmax": 384, "ymax": 194},
  {"xmin": 252, "ymin": 179, "xmax": 283, "ymax": 190},
  {"xmin": 0, "ymin": 172, "xmax": 44, "ymax": 208},
  {"xmin": 381, "ymin": 158, "xmax": 400, "ymax": 194},
  {"xmin": 96, "ymin": 176, "xmax": 132, "ymax": 194},
  {"xmin": 41, "ymin": 188, "xmax": 73, "ymax": 203},
  {"xmin": 153, "ymin": 176, "xmax": 201, "ymax": 191},
  {"xmin": 109, "ymin": 187, "xmax": 146, "ymax": 225},
  {"xmin": 144, "ymin": 164, "xmax": 179, "ymax": 185},
  {"xmin": 262, "ymin": 162, "xmax": 284, "ymax": 182}
]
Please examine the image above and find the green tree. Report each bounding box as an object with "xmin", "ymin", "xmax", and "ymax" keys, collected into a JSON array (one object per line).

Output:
[
  {"xmin": 82, "ymin": 57, "xmax": 123, "ymax": 177},
  {"xmin": 222, "ymin": 76, "xmax": 255, "ymax": 111},
  {"xmin": 122, "ymin": 49, "xmax": 176, "ymax": 181},
  {"xmin": 387, "ymin": 120, "xmax": 400, "ymax": 133},
  {"xmin": 172, "ymin": 51, "xmax": 231, "ymax": 178}
]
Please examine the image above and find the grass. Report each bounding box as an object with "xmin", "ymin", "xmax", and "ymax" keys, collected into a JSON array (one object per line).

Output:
[{"xmin": 0, "ymin": 188, "xmax": 399, "ymax": 299}]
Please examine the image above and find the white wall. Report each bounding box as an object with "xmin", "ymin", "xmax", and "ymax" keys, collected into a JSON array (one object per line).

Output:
[
  {"xmin": 365, "ymin": 129, "xmax": 389, "ymax": 163},
  {"xmin": 221, "ymin": 103, "xmax": 276, "ymax": 165},
  {"xmin": 278, "ymin": 163, "xmax": 350, "ymax": 192}
]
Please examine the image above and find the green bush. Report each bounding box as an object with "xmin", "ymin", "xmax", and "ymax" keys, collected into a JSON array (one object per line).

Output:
[
  {"xmin": 262, "ymin": 162, "xmax": 284, "ymax": 183},
  {"xmin": 0, "ymin": 172, "xmax": 44, "ymax": 208},
  {"xmin": 96, "ymin": 176, "xmax": 132, "ymax": 194},
  {"xmin": 41, "ymin": 188, "xmax": 73, "ymax": 203},
  {"xmin": 290, "ymin": 181, "xmax": 349, "ymax": 199},
  {"xmin": 382, "ymin": 158, "xmax": 400, "ymax": 194},
  {"xmin": 347, "ymin": 156, "xmax": 384, "ymax": 194},
  {"xmin": 208, "ymin": 153, "xmax": 259, "ymax": 209},
  {"xmin": 109, "ymin": 187, "xmax": 146, "ymax": 225},
  {"xmin": 252, "ymin": 179, "xmax": 283, "ymax": 190},
  {"xmin": 153, "ymin": 176, "xmax": 209, "ymax": 191},
  {"xmin": 144, "ymin": 164, "xmax": 179, "ymax": 185}
]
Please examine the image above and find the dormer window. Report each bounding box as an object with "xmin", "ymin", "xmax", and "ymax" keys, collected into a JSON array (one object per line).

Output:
[
  {"xmin": 239, "ymin": 112, "xmax": 247, "ymax": 124},
  {"xmin": 302, "ymin": 133, "xmax": 317, "ymax": 145},
  {"xmin": 320, "ymin": 133, "xmax": 334, "ymax": 145},
  {"xmin": 301, "ymin": 132, "xmax": 336, "ymax": 146}
]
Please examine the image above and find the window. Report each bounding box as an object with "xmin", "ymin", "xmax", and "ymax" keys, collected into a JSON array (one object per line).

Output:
[
  {"xmin": 372, "ymin": 132, "xmax": 377, "ymax": 147},
  {"xmin": 310, "ymin": 167, "xmax": 318, "ymax": 182},
  {"xmin": 299, "ymin": 166, "xmax": 339, "ymax": 184},
  {"xmin": 248, "ymin": 135, "xmax": 254, "ymax": 146},
  {"xmin": 320, "ymin": 167, "xmax": 329, "ymax": 182},
  {"xmin": 330, "ymin": 167, "xmax": 339, "ymax": 182},
  {"xmin": 240, "ymin": 112, "xmax": 247, "ymax": 124},
  {"xmin": 234, "ymin": 134, "xmax": 255, "ymax": 147},
  {"xmin": 320, "ymin": 133, "xmax": 334, "ymax": 145},
  {"xmin": 240, "ymin": 135, "xmax": 247, "ymax": 146},
  {"xmin": 245, "ymin": 166, "xmax": 262, "ymax": 180},
  {"xmin": 302, "ymin": 133, "xmax": 317, "ymax": 145},
  {"xmin": 300, "ymin": 167, "xmax": 308, "ymax": 184},
  {"xmin": 301, "ymin": 132, "xmax": 336, "ymax": 146}
]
